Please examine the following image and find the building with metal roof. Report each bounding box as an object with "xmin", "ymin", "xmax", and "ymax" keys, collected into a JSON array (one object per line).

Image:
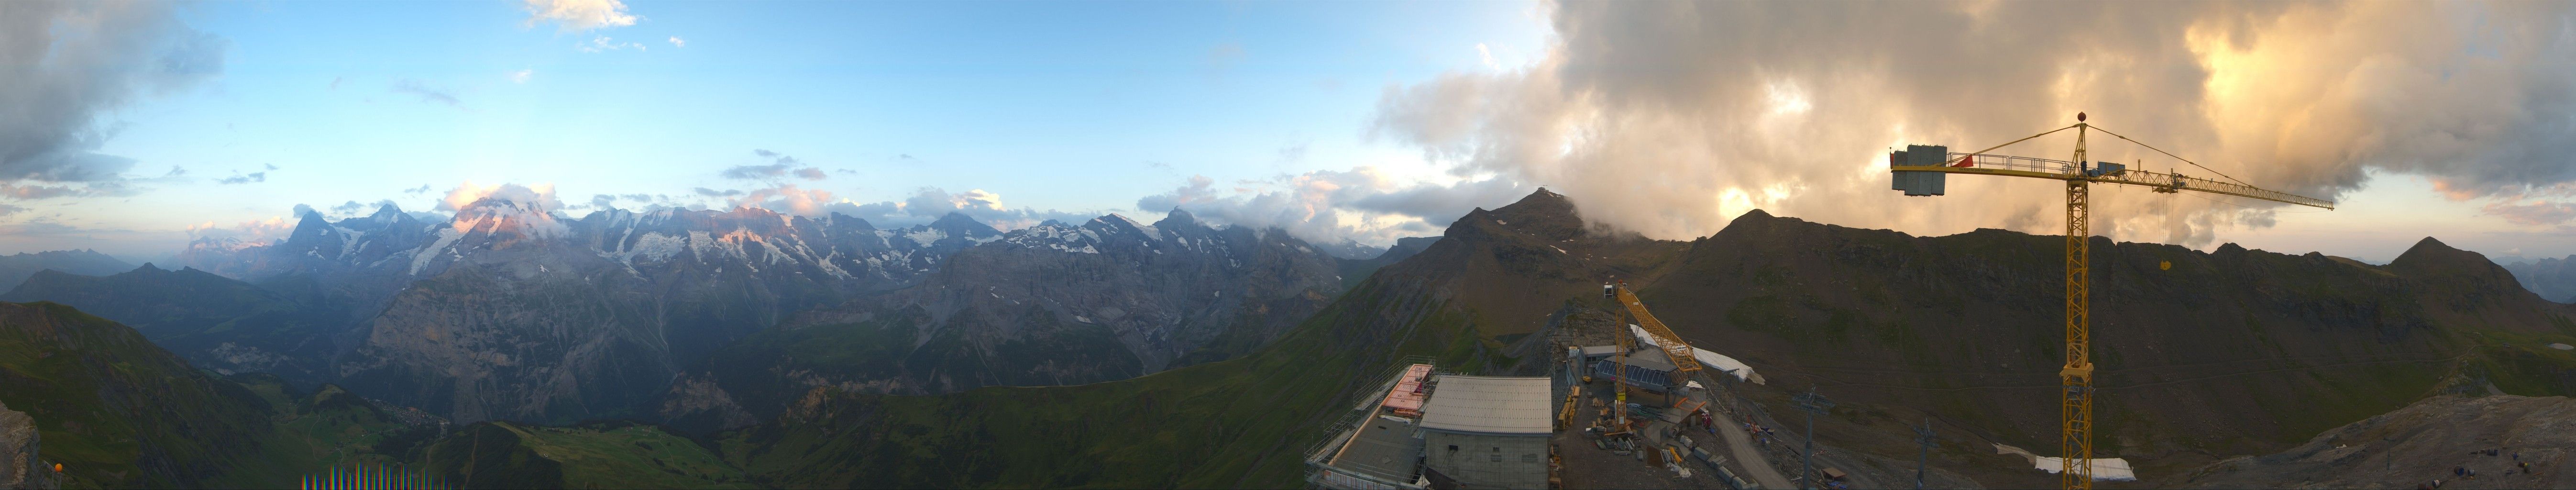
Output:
[
  {"xmin": 1418, "ymin": 375, "xmax": 1552, "ymax": 490},
  {"xmin": 1591, "ymin": 349, "xmax": 1679, "ymax": 393},
  {"xmin": 1418, "ymin": 376, "xmax": 1553, "ymax": 435},
  {"xmin": 1318, "ymin": 414, "xmax": 1426, "ymax": 489}
]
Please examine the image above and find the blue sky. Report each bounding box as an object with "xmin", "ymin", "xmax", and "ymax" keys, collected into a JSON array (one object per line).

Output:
[
  {"xmin": 51, "ymin": 0, "xmax": 1546, "ymax": 256},
  {"xmin": 5, "ymin": 1, "xmax": 2572, "ymax": 266}
]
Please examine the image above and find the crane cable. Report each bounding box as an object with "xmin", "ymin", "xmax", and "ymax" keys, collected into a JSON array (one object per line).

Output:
[
  {"xmin": 2083, "ymin": 125, "xmax": 2257, "ymax": 188},
  {"xmin": 1938, "ymin": 122, "xmax": 2263, "ymax": 191},
  {"xmin": 1941, "ymin": 123, "xmax": 2083, "ymax": 165}
]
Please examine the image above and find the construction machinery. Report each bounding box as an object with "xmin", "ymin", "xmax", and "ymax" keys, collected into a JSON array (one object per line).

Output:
[
  {"xmin": 1887, "ymin": 113, "xmax": 2334, "ymax": 489},
  {"xmin": 1601, "ymin": 280, "xmax": 1707, "ymax": 428},
  {"xmin": 1605, "ymin": 280, "xmax": 1707, "ymax": 377}
]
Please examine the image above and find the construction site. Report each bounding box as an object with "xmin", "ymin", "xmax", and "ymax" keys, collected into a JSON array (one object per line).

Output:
[
  {"xmin": 1303, "ymin": 280, "xmax": 1981, "ymax": 490},
  {"xmin": 1299, "ymin": 115, "xmax": 2568, "ymax": 490}
]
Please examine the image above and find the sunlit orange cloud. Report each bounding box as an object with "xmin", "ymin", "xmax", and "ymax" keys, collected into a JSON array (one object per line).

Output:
[{"xmin": 1359, "ymin": 1, "xmax": 2576, "ymax": 249}]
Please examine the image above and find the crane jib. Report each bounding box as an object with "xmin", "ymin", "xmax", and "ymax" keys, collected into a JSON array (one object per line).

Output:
[
  {"xmin": 1887, "ymin": 163, "xmax": 2334, "ymax": 210},
  {"xmin": 1611, "ymin": 285, "xmax": 1705, "ymax": 375}
]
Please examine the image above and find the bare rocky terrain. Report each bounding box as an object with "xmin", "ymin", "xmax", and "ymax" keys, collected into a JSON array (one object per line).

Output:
[{"xmin": 2181, "ymin": 394, "xmax": 2576, "ymax": 489}]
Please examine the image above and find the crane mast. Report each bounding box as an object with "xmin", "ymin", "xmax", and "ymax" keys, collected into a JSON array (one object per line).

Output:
[
  {"xmin": 2060, "ymin": 126, "xmax": 2094, "ymax": 490},
  {"xmin": 1887, "ymin": 113, "xmax": 2333, "ymax": 490}
]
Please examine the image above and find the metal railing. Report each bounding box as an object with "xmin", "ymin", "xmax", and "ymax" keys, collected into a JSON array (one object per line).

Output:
[
  {"xmin": 1306, "ymin": 356, "xmax": 1440, "ymax": 460},
  {"xmin": 1304, "ymin": 356, "xmax": 1447, "ymax": 490},
  {"xmin": 1942, "ymin": 153, "xmax": 2079, "ymax": 175}
]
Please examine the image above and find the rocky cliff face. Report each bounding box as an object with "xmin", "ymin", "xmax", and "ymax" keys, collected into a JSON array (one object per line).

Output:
[
  {"xmin": 2180, "ymin": 394, "xmax": 2576, "ymax": 489},
  {"xmin": 327, "ymin": 200, "xmax": 990, "ymax": 423},
  {"xmin": 332, "ymin": 241, "xmax": 672, "ymax": 424},
  {"xmin": 0, "ymin": 400, "xmax": 46, "ymax": 490},
  {"xmin": 661, "ymin": 209, "xmax": 1349, "ymax": 429}
]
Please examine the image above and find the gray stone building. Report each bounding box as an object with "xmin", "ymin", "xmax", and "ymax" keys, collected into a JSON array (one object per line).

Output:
[{"xmin": 1417, "ymin": 376, "xmax": 1552, "ymax": 490}]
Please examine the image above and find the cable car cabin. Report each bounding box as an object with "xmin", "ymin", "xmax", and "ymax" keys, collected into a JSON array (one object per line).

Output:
[{"xmin": 1591, "ymin": 349, "xmax": 1681, "ymax": 394}]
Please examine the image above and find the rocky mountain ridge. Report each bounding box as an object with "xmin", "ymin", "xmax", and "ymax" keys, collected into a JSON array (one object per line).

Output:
[
  {"xmin": 0, "ymin": 264, "xmax": 347, "ymax": 385},
  {"xmin": 0, "ymin": 249, "xmax": 130, "ymax": 292},
  {"xmin": 7, "ymin": 187, "xmax": 2573, "ymax": 489},
  {"xmin": 660, "ymin": 208, "xmax": 1350, "ymax": 430},
  {"xmin": 708, "ymin": 188, "xmax": 2576, "ymax": 488},
  {"xmin": 0, "ymin": 302, "xmax": 281, "ymax": 488},
  {"xmin": 57, "ymin": 200, "xmax": 1013, "ymax": 424}
]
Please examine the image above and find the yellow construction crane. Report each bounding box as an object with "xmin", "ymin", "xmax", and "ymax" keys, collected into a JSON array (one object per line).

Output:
[
  {"xmin": 1601, "ymin": 280, "xmax": 1706, "ymax": 427},
  {"xmin": 1887, "ymin": 113, "xmax": 2334, "ymax": 489}
]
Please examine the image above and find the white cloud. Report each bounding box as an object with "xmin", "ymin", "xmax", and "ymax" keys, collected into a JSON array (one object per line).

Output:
[
  {"xmin": 1366, "ymin": 2, "xmax": 2576, "ymax": 248},
  {"xmin": 576, "ymin": 36, "xmax": 646, "ymax": 53},
  {"xmin": 523, "ymin": 0, "xmax": 638, "ymax": 33},
  {"xmin": 667, "ymin": 36, "xmax": 685, "ymax": 47},
  {"xmin": 803, "ymin": 187, "xmax": 1098, "ymax": 231},
  {"xmin": 439, "ymin": 181, "xmax": 562, "ymax": 213},
  {"xmin": 509, "ymin": 69, "xmax": 533, "ymax": 83},
  {"xmin": 186, "ymin": 216, "xmax": 295, "ymax": 245},
  {"xmin": 722, "ymin": 149, "xmax": 825, "ymax": 181},
  {"xmin": 391, "ymin": 79, "xmax": 462, "ymax": 107},
  {"xmin": 2485, "ymin": 200, "xmax": 2576, "ymax": 226},
  {"xmin": 1135, "ymin": 167, "xmax": 1530, "ymax": 245},
  {"xmin": 1477, "ymin": 43, "xmax": 1499, "ymax": 70}
]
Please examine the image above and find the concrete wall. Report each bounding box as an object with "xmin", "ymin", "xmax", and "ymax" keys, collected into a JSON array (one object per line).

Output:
[{"xmin": 1421, "ymin": 431, "xmax": 1548, "ymax": 490}]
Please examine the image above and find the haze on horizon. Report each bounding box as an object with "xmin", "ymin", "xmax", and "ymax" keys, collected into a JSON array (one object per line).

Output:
[{"xmin": 3, "ymin": 0, "xmax": 2572, "ymax": 265}]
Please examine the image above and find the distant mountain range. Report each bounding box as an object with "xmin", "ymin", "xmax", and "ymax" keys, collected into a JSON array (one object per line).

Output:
[
  {"xmin": 0, "ymin": 264, "xmax": 349, "ymax": 384},
  {"xmin": 26, "ymin": 198, "xmax": 1013, "ymax": 424},
  {"xmin": 661, "ymin": 209, "xmax": 1352, "ymax": 430},
  {"xmin": 5, "ymin": 188, "xmax": 2569, "ymax": 488},
  {"xmin": 8, "ymin": 196, "xmax": 1406, "ymax": 425},
  {"xmin": 0, "ymin": 249, "xmax": 130, "ymax": 291},
  {"xmin": 2501, "ymin": 256, "xmax": 2576, "ymax": 303}
]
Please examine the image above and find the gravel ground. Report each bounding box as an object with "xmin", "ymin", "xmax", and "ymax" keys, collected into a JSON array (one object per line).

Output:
[{"xmin": 2180, "ymin": 395, "xmax": 2576, "ymax": 490}]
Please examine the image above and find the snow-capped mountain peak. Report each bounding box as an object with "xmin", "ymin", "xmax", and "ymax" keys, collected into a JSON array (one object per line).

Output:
[{"xmin": 449, "ymin": 196, "xmax": 570, "ymax": 241}]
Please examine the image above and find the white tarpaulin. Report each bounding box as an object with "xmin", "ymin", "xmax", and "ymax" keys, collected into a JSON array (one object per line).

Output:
[
  {"xmin": 1993, "ymin": 444, "xmax": 2139, "ymax": 481},
  {"xmin": 2029, "ymin": 457, "xmax": 2138, "ymax": 481},
  {"xmin": 1629, "ymin": 324, "xmax": 1765, "ymax": 385}
]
